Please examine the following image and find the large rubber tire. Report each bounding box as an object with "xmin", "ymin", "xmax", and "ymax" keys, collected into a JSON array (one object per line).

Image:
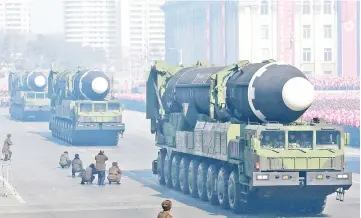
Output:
[
  {"xmin": 171, "ymin": 155, "xmax": 181, "ymax": 190},
  {"xmin": 188, "ymin": 159, "xmax": 199, "ymax": 198},
  {"xmin": 288, "ymin": 197, "xmax": 327, "ymax": 214},
  {"xmin": 197, "ymin": 162, "xmax": 208, "ymax": 201},
  {"xmin": 179, "ymin": 157, "xmax": 190, "ymax": 194},
  {"xmin": 217, "ymin": 167, "xmax": 230, "ymax": 209},
  {"xmin": 306, "ymin": 197, "xmax": 327, "ymax": 214},
  {"xmin": 164, "ymin": 152, "xmax": 173, "ymax": 188},
  {"xmin": 228, "ymin": 171, "xmax": 243, "ymax": 214},
  {"xmin": 206, "ymin": 164, "xmax": 219, "ymax": 205},
  {"xmin": 157, "ymin": 151, "xmax": 166, "ymax": 185}
]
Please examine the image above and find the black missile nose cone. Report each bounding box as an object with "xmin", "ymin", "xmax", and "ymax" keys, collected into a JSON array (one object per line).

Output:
[{"xmin": 250, "ymin": 63, "xmax": 315, "ymax": 123}]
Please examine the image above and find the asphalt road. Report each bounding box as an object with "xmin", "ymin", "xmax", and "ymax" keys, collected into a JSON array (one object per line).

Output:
[{"xmin": 0, "ymin": 108, "xmax": 359, "ymax": 218}]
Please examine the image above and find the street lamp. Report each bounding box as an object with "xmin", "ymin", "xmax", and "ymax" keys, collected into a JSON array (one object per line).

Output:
[{"xmin": 167, "ymin": 47, "xmax": 183, "ymax": 65}]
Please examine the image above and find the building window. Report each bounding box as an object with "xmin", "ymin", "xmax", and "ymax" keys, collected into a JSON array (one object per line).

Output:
[
  {"xmin": 303, "ymin": 25, "xmax": 311, "ymax": 39},
  {"xmin": 261, "ymin": 0, "xmax": 268, "ymax": 15},
  {"xmin": 323, "ymin": 0, "xmax": 332, "ymax": 14},
  {"xmin": 324, "ymin": 25, "xmax": 332, "ymax": 38},
  {"xmin": 261, "ymin": 25, "xmax": 269, "ymax": 39},
  {"xmin": 303, "ymin": 1, "xmax": 311, "ymax": 14},
  {"xmin": 303, "ymin": 48, "xmax": 311, "ymax": 62},
  {"xmin": 324, "ymin": 48, "xmax": 332, "ymax": 61},
  {"xmin": 324, "ymin": 71, "xmax": 332, "ymax": 74},
  {"xmin": 261, "ymin": 48, "xmax": 270, "ymax": 59}
]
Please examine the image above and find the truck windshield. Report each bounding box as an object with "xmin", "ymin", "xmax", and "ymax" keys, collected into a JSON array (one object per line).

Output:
[
  {"xmin": 108, "ymin": 103, "xmax": 120, "ymax": 111},
  {"xmin": 80, "ymin": 103, "xmax": 92, "ymax": 112},
  {"xmin": 260, "ymin": 131, "xmax": 285, "ymax": 149},
  {"xmin": 288, "ymin": 131, "xmax": 313, "ymax": 149},
  {"xmin": 316, "ymin": 130, "xmax": 340, "ymax": 149},
  {"xmin": 26, "ymin": 93, "xmax": 35, "ymax": 99},
  {"xmin": 94, "ymin": 103, "xmax": 106, "ymax": 112}
]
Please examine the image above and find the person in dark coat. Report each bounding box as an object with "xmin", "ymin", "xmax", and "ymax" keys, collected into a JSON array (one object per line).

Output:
[
  {"xmin": 71, "ymin": 154, "xmax": 84, "ymax": 178},
  {"xmin": 81, "ymin": 163, "xmax": 97, "ymax": 184}
]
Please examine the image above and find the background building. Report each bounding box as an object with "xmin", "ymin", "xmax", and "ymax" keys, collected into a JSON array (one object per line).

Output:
[
  {"xmin": 63, "ymin": 0, "xmax": 121, "ymax": 59},
  {"xmin": 0, "ymin": 0, "xmax": 31, "ymax": 33},
  {"xmin": 119, "ymin": 0, "xmax": 165, "ymax": 79},
  {"xmin": 163, "ymin": 0, "xmax": 360, "ymax": 77}
]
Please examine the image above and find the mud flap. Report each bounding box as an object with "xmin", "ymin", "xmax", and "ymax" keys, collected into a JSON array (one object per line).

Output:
[
  {"xmin": 152, "ymin": 160, "xmax": 158, "ymax": 174},
  {"xmin": 336, "ymin": 188, "xmax": 345, "ymax": 202}
]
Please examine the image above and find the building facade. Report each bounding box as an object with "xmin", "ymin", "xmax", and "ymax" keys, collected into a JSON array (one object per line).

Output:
[
  {"xmin": 119, "ymin": 0, "xmax": 165, "ymax": 78},
  {"xmin": 0, "ymin": 0, "xmax": 31, "ymax": 33},
  {"xmin": 163, "ymin": 0, "xmax": 360, "ymax": 77},
  {"xmin": 63, "ymin": 0, "xmax": 121, "ymax": 57}
]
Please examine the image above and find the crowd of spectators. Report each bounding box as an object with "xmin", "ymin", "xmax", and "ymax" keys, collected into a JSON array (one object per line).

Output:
[{"xmin": 308, "ymin": 76, "xmax": 360, "ymax": 90}]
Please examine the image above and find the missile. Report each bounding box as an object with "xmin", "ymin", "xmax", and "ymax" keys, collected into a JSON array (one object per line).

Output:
[
  {"xmin": 24, "ymin": 71, "xmax": 48, "ymax": 91},
  {"xmin": 161, "ymin": 61, "xmax": 314, "ymax": 124}
]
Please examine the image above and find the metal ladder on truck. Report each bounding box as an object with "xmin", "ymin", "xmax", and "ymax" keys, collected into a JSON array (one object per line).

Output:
[{"xmin": 0, "ymin": 159, "xmax": 12, "ymax": 197}]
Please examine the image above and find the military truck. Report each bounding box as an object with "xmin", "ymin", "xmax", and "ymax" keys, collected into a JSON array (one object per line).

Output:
[
  {"xmin": 148, "ymin": 60, "xmax": 352, "ymax": 214},
  {"xmin": 47, "ymin": 69, "xmax": 125, "ymax": 146},
  {"xmin": 8, "ymin": 70, "xmax": 51, "ymax": 121}
]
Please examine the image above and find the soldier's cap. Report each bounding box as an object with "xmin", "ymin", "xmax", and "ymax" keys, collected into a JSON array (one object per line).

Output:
[
  {"xmin": 112, "ymin": 162, "xmax": 118, "ymax": 166},
  {"xmin": 161, "ymin": 200, "xmax": 172, "ymax": 211},
  {"xmin": 64, "ymin": 151, "xmax": 68, "ymax": 154}
]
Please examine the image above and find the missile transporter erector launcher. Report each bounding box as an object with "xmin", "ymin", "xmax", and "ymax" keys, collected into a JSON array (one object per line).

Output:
[
  {"xmin": 8, "ymin": 70, "xmax": 51, "ymax": 121},
  {"xmin": 48, "ymin": 69, "xmax": 125, "ymax": 146},
  {"xmin": 148, "ymin": 60, "xmax": 352, "ymax": 214}
]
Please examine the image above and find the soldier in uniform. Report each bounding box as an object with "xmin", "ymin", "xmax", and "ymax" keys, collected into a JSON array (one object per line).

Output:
[
  {"xmin": 157, "ymin": 200, "xmax": 173, "ymax": 218},
  {"xmin": 81, "ymin": 163, "xmax": 97, "ymax": 184},
  {"xmin": 107, "ymin": 162, "xmax": 122, "ymax": 184},
  {"xmin": 71, "ymin": 154, "xmax": 84, "ymax": 178},
  {"xmin": 2, "ymin": 134, "xmax": 13, "ymax": 161},
  {"xmin": 95, "ymin": 150, "xmax": 108, "ymax": 186},
  {"xmin": 300, "ymin": 132, "xmax": 312, "ymax": 148},
  {"xmin": 59, "ymin": 151, "xmax": 71, "ymax": 168},
  {"xmin": 262, "ymin": 134, "xmax": 272, "ymax": 148},
  {"xmin": 288, "ymin": 133, "xmax": 300, "ymax": 149},
  {"xmin": 274, "ymin": 133, "xmax": 285, "ymax": 149}
]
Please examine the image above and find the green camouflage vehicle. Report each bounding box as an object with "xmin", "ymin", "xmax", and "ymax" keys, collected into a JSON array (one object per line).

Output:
[
  {"xmin": 8, "ymin": 70, "xmax": 51, "ymax": 121},
  {"xmin": 47, "ymin": 69, "xmax": 125, "ymax": 146},
  {"xmin": 148, "ymin": 60, "xmax": 352, "ymax": 214}
]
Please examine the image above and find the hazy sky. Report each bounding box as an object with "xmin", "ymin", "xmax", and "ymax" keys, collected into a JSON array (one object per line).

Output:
[{"xmin": 31, "ymin": 0, "xmax": 63, "ymax": 34}]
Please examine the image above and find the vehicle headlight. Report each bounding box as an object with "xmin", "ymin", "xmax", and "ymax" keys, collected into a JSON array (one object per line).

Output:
[
  {"xmin": 117, "ymin": 124, "xmax": 123, "ymax": 127},
  {"xmin": 256, "ymin": 175, "xmax": 269, "ymax": 180},
  {"xmin": 282, "ymin": 175, "xmax": 290, "ymax": 180},
  {"xmin": 337, "ymin": 174, "xmax": 348, "ymax": 179},
  {"xmin": 316, "ymin": 175, "xmax": 323, "ymax": 179},
  {"xmin": 77, "ymin": 124, "xmax": 83, "ymax": 127}
]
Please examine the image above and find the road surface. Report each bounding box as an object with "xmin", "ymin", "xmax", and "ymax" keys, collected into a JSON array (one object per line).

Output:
[{"xmin": 0, "ymin": 108, "xmax": 359, "ymax": 218}]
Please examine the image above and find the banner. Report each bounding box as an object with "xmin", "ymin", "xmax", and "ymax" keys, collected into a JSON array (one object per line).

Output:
[
  {"xmin": 340, "ymin": 0, "xmax": 358, "ymax": 77},
  {"xmin": 276, "ymin": 0, "xmax": 295, "ymax": 64}
]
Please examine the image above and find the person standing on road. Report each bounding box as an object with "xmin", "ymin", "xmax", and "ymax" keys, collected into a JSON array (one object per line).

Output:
[
  {"xmin": 157, "ymin": 200, "xmax": 173, "ymax": 218},
  {"xmin": 71, "ymin": 154, "xmax": 84, "ymax": 178},
  {"xmin": 95, "ymin": 150, "xmax": 108, "ymax": 186},
  {"xmin": 2, "ymin": 134, "xmax": 13, "ymax": 161}
]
